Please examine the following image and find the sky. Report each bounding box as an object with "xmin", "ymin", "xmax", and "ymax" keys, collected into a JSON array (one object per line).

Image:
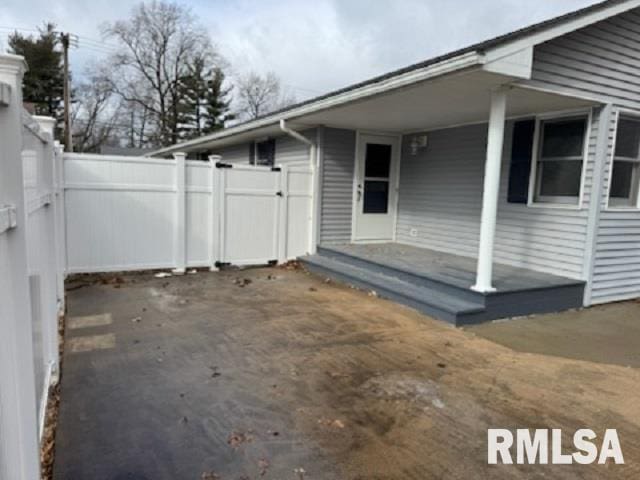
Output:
[{"xmin": 0, "ymin": 0, "xmax": 603, "ymax": 102}]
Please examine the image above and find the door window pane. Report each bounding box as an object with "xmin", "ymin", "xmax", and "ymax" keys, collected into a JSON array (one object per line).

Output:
[
  {"xmin": 365, "ymin": 144, "xmax": 391, "ymax": 178},
  {"xmin": 538, "ymin": 160, "xmax": 582, "ymax": 198},
  {"xmin": 363, "ymin": 180, "xmax": 389, "ymax": 214},
  {"xmin": 541, "ymin": 119, "xmax": 586, "ymax": 158}
]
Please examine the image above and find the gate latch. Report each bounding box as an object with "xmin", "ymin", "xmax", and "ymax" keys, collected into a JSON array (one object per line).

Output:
[{"xmin": 276, "ymin": 191, "xmax": 283, "ymax": 197}]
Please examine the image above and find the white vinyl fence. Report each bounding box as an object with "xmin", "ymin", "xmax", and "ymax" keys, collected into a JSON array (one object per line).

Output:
[
  {"xmin": 64, "ymin": 154, "xmax": 313, "ymax": 273},
  {"xmin": 0, "ymin": 52, "xmax": 313, "ymax": 479},
  {"xmin": 0, "ymin": 54, "xmax": 65, "ymax": 480}
]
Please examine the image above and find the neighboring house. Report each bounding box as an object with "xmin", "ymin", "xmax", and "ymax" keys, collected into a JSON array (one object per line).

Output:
[{"xmin": 152, "ymin": 0, "xmax": 640, "ymax": 325}]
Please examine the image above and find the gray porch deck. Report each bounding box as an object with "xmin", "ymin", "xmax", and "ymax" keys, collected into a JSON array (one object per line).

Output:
[{"xmin": 300, "ymin": 243, "xmax": 585, "ymax": 326}]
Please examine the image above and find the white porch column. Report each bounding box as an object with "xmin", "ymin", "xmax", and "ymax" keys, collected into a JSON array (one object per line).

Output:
[
  {"xmin": 173, "ymin": 152, "xmax": 186, "ymax": 274},
  {"xmin": 472, "ymin": 87, "xmax": 508, "ymax": 293}
]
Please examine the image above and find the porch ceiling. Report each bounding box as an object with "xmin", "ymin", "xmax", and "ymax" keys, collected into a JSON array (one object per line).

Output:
[
  {"xmin": 187, "ymin": 69, "xmax": 598, "ymax": 152},
  {"xmin": 294, "ymin": 69, "xmax": 598, "ymax": 134}
]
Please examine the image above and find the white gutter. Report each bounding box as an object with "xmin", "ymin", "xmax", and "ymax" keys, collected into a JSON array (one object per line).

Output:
[
  {"xmin": 148, "ymin": 51, "xmax": 484, "ymax": 157},
  {"xmin": 279, "ymin": 119, "xmax": 314, "ymax": 147},
  {"xmin": 279, "ymin": 119, "xmax": 321, "ymax": 255}
]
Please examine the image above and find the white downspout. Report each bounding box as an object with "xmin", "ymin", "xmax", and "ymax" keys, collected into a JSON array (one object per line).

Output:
[{"xmin": 279, "ymin": 119, "xmax": 320, "ymax": 255}]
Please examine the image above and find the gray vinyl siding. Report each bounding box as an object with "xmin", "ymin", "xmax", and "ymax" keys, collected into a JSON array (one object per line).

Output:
[
  {"xmin": 395, "ymin": 119, "xmax": 596, "ymax": 279},
  {"xmin": 217, "ymin": 143, "xmax": 250, "ymax": 164},
  {"xmin": 275, "ymin": 132, "xmax": 313, "ymax": 164},
  {"xmin": 526, "ymin": 8, "xmax": 640, "ymax": 302},
  {"xmin": 527, "ymin": 7, "xmax": 640, "ymax": 109},
  {"xmin": 592, "ymin": 109, "xmax": 640, "ymax": 303},
  {"xmin": 319, "ymin": 128, "xmax": 356, "ymax": 244},
  {"xmin": 215, "ymin": 130, "xmax": 314, "ymax": 166}
]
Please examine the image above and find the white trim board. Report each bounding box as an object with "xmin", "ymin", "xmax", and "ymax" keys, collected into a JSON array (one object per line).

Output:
[{"xmin": 583, "ymin": 104, "xmax": 614, "ymax": 306}]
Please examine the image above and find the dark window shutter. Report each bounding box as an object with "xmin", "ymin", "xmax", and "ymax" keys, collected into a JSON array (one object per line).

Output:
[
  {"xmin": 249, "ymin": 143, "xmax": 255, "ymax": 165},
  {"xmin": 507, "ymin": 119, "xmax": 536, "ymax": 204}
]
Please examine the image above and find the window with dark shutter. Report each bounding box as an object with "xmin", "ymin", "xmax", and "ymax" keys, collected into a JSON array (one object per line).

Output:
[
  {"xmin": 255, "ymin": 139, "xmax": 276, "ymax": 166},
  {"xmin": 507, "ymin": 119, "xmax": 536, "ymax": 204}
]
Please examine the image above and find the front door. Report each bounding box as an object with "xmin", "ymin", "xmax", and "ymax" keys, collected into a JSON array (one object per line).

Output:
[{"xmin": 353, "ymin": 134, "xmax": 400, "ymax": 241}]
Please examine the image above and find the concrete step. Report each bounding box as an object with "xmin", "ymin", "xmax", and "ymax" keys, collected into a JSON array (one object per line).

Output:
[{"xmin": 301, "ymin": 254, "xmax": 485, "ymax": 325}]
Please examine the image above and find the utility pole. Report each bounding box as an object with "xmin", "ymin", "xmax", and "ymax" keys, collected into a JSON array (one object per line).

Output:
[{"xmin": 60, "ymin": 33, "xmax": 72, "ymax": 152}]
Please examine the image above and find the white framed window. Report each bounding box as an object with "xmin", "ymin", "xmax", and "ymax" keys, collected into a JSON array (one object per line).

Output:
[
  {"xmin": 608, "ymin": 113, "xmax": 640, "ymax": 208},
  {"xmin": 531, "ymin": 114, "xmax": 589, "ymax": 206}
]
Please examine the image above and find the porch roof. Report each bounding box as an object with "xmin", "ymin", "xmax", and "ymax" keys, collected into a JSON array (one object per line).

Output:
[
  {"xmin": 149, "ymin": 0, "xmax": 636, "ymax": 156},
  {"xmin": 154, "ymin": 70, "xmax": 598, "ymax": 155}
]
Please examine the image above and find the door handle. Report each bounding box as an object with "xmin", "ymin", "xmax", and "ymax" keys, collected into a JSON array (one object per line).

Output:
[{"xmin": 357, "ymin": 184, "xmax": 362, "ymax": 202}]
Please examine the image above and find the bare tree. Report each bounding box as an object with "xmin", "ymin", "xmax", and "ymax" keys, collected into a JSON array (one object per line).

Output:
[
  {"xmin": 236, "ymin": 71, "xmax": 296, "ymax": 120},
  {"xmin": 71, "ymin": 75, "xmax": 123, "ymax": 152},
  {"xmin": 101, "ymin": 1, "xmax": 219, "ymax": 146}
]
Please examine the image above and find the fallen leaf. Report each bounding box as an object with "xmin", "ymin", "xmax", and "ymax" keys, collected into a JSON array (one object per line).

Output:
[
  {"xmin": 228, "ymin": 431, "xmax": 253, "ymax": 448},
  {"xmin": 201, "ymin": 472, "xmax": 221, "ymax": 480},
  {"xmin": 258, "ymin": 458, "xmax": 270, "ymax": 476}
]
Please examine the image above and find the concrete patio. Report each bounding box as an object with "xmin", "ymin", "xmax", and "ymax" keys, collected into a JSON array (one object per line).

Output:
[{"xmin": 53, "ymin": 267, "xmax": 640, "ymax": 479}]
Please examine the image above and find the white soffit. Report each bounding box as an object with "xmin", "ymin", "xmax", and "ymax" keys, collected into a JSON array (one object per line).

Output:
[{"xmin": 294, "ymin": 70, "xmax": 596, "ymax": 134}]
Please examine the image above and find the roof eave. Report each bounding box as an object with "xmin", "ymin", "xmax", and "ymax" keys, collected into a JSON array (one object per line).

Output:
[{"xmin": 148, "ymin": 51, "xmax": 485, "ymax": 156}]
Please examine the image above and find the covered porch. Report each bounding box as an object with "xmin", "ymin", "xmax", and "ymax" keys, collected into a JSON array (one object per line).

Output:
[
  {"xmin": 301, "ymin": 242, "xmax": 585, "ymax": 326},
  {"xmin": 298, "ymin": 67, "xmax": 605, "ymax": 322}
]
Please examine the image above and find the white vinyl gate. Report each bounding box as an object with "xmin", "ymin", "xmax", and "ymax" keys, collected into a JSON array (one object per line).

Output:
[
  {"xmin": 214, "ymin": 161, "xmax": 313, "ymax": 268},
  {"xmin": 215, "ymin": 163, "xmax": 281, "ymax": 266}
]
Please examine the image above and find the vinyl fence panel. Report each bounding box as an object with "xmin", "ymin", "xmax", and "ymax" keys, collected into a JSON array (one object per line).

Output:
[
  {"xmin": 0, "ymin": 53, "xmax": 62, "ymax": 480},
  {"xmin": 64, "ymin": 154, "xmax": 191, "ymax": 272},
  {"xmin": 64, "ymin": 155, "xmax": 313, "ymax": 273}
]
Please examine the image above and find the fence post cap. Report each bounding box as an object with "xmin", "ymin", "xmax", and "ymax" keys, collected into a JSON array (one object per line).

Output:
[
  {"xmin": 0, "ymin": 53, "xmax": 28, "ymax": 76},
  {"xmin": 32, "ymin": 116, "xmax": 56, "ymax": 137}
]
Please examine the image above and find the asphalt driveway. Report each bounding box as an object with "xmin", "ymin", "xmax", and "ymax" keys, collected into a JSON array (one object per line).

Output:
[{"xmin": 53, "ymin": 267, "xmax": 640, "ymax": 479}]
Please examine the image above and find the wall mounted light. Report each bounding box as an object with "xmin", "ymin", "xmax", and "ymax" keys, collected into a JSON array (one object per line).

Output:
[{"xmin": 410, "ymin": 134, "xmax": 428, "ymax": 155}]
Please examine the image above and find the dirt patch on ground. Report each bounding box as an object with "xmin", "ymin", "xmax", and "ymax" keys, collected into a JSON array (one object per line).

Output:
[
  {"xmin": 467, "ymin": 301, "xmax": 640, "ymax": 368},
  {"xmin": 54, "ymin": 268, "xmax": 640, "ymax": 479}
]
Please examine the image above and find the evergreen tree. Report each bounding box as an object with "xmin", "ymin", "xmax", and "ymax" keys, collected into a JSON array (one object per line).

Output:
[
  {"xmin": 203, "ymin": 67, "xmax": 234, "ymax": 133},
  {"xmin": 8, "ymin": 23, "xmax": 64, "ymax": 118},
  {"xmin": 177, "ymin": 57, "xmax": 233, "ymax": 140}
]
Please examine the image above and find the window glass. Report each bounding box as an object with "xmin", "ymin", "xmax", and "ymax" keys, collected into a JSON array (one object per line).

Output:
[
  {"xmin": 538, "ymin": 160, "xmax": 583, "ymax": 198},
  {"xmin": 614, "ymin": 117, "xmax": 640, "ymax": 159},
  {"xmin": 534, "ymin": 115, "xmax": 587, "ymax": 204},
  {"xmin": 255, "ymin": 139, "xmax": 275, "ymax": 166},
  {"xmin": 609, "ymin": 115, "xmax": 640, "ymax": 208},
  {"xmin": 364, "ymin": 144, "xmax": 391, "ymax": 178},
  {"xmin": 610, "ymin": 161, "xmax": 634, "ymax": 200},
  {"xmin": 363, "ymin": 180, "xmax": 389, "ymax": 214},
  {"xmin": 541, "ymin": 119, "xmax": 586, "ymax": 158}
]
